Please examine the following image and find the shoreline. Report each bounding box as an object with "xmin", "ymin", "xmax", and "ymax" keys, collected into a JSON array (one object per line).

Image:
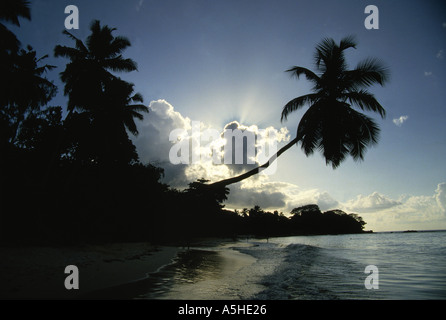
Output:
[
  {"xmin": 81, "ymin": 238, "xmax": 260, "ymax": 300},
  {"xmin": 0, "ymin": 242, "xmax": 183, "ymax": 299}
]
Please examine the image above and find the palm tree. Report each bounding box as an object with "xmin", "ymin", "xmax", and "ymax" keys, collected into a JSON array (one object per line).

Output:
[
  {"xmin": 54, "ymin": 20, "xmax": 138, "ymax": 114},
  {"xmin": 54, "ymin": 20, "xmax": 148, "ymax": 165},
  {"xmin": 6, "ymin": 46, "xmax": 57, "ymax": 143},
  {"xmin": 0, "ymin": 0, "xmax": 31, "ymax": 52},
  {"xmin": 88, "ymin": 77, "xmax": 149, "ymax": 164},
  {"xmin": 209, "ymin": 36, "xmax": 389, "ymax": 188},
  {"xmin": 0, "ymin": 0, "xmax": 36, "ymax": 144},
  {"xmin": 0, "ymin": 0, "xmax": 31, "ymax": 26},
  {"xmin": 0, "ymin": 0, "xmax": 56, "ymax": 144}
]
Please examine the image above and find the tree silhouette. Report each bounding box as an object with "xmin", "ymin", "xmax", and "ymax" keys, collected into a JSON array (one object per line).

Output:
[
  {"xmin": 3, "ymin": 47, "xmax": 57, "ymax": 143},
  {"xmin": 54, "ymin": 20, "xmax": 138, "ymax": 115},
  {"xmin": 54, "ymin": 20, "xmax": 148, "ymax": 165},
  {"xmin": 0, "ymin": 0, "xmax": 56, "ymax": 145},
  {"xmin": 0, "ymin": 0, "xmax": 31, "ymax": 53},
  {"xmin": 209, "ymin": 36, "xmax": 389, "ymax": 188}
]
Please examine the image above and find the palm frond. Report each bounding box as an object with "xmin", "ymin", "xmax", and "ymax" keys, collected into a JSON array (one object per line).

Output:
[
  {"xmin": 54, "ymin": 45, "xmax": 86, "ymax": 60},
  {"xmin": 286, "ymin": 66, "xmax": 321, "ymax": 85},
  {"xmin": 0, "ymin": 0, "xmax": 31, "ymax": 26},
  {"xmin": 109, "ymin": 36, "xmax": 132, "ymax": 56},
  {"xmin": 131, "ymin": 93, "xmax": 144, "ymax": 103},
  {"xmin": 339, "ymin": 35, "xmax": 357, "ymax": 51},
  {"xmin": 61, "ymin": 30, "xmax": 88, "ymax": 53},
  {"xmin": 344, "ymin": 90, "xmax": 386, "ymax": 118},
  {"xmin": 345, "ymin": 109, "xmax": 380, "ymax": 161},
  {"xmin": 104, "ymin": 56, "xmax": 137, "ymax": 72},
  {"xmin": 347, "ymin": 57, "xmax": 390, "ymax": 88},
  {"xmin": 129, "ymin": 104, "xmax": 149, "ymax": 114},
  {"xmin": 281, "ymin": 93, "xmax": 320, "ymax": 122}
]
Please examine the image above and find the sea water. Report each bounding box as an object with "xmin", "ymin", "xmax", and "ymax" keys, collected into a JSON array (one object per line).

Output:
[{"xmin": 139, "ymin": 231, "xmax": 446, "ymax": 300}]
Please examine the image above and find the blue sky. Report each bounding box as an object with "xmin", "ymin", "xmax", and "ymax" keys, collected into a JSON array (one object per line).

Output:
[{"xmin": 12, "ymin": 0, "xmax": 446, "ymax": 231}]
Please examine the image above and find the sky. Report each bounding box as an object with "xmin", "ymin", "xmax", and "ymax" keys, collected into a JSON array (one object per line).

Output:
[{"xmin": 11, "ymin": 0, "xmax": 446, "ymax": 231}]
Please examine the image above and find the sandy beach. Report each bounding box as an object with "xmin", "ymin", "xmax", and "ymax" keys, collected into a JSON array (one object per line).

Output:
[{"xmin": 0, "ymin": 242, "xmax": 182, "ymax": 299}]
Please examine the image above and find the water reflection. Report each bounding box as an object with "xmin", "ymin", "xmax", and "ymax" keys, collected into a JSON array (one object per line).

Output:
[
  {"xmin": 137, "ymin": 249, "xmax": 224, "ymax": 299},
  {"xmin": 172, "ymin": 250, "xmax": 223, "ymax": 284}
]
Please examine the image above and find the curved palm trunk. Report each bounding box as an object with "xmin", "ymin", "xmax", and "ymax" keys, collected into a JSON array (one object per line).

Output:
[{"xmin": 208, "ymin": 136, "xmax": 299, "ymax": 188}]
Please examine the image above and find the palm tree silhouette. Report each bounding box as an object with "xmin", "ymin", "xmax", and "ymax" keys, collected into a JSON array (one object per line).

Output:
[
  {"xmin": 6, "ymin": 46, "xmax": 57, "ymax": 143},
  {"xmin": 0, "ymin": 0, "xmax": 31, "ymax": 52},
  {"xmin": 0, "ymin": 0, "xmax": 56, "ymax": 144},
  {"xmin": 54, "ymin": 20, "xmax": 148, "ymax": 165},
  {"xmin": 210, "ymin": 36, "xmax": 389, "ymax": 188},
  {"xmin": 54, "ymin": 20, "xmax": 139, "ymax": 115}
]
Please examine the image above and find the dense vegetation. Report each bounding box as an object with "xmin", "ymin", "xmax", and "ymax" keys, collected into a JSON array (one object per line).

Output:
[{"xmin": 0, "ymin": 1, "xmax": 368, "ymax": 245}]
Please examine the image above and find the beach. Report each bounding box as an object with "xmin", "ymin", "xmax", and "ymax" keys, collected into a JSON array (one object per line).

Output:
[
  {"xmin": 2, "ymin": 231, "xmax": 446, "ymax": 300},
  {"xmin": 0, "ymin": 242, "xmax": 181, "ymax": 299}
]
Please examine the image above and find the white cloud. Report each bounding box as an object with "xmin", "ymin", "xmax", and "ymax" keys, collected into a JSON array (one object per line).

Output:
[
  {"xmin": 285, "ymin": 189, "xmax": 339, "ymax": 212},
  {"xmin": 133, "ymin": 99, "xmax": 290, "ymax": 188},
  {"xmin": 424, "ymin": 71, "xmax": 432, "ymax": 77},
  {"xmin": 226, "ymin": 182, "xmax": 287, "ymax": 210},
  {"xmin": 133, "ymin": 99, "xmax": 191, "ymax": 162},
  {"xmin": 393, "ymin": 115, "xmax": 409, "ymax": 127},
  {"xmin": 344, "ymin": 192, "xmax": 401, "ymax": 213},
  {"xmin": 436, "ymin": 49, "xmax": 444, "ymax": 59},
  {"xmin": 435, "ymin": 183, "xmax": 446, "ymax": 212},
  {"xmin": 443, "ymin": 22, "xmax": 446, "ymax": 28},
  {"xmin": 344, "ymin": 183, "xmax": 446, "ymax": 231}
]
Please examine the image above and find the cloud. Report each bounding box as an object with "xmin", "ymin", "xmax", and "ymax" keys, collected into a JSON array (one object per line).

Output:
[
  {"xmin": 133, "ymin": 99, "xmax": 290, "ymax": 188},
  {"xmin": 345, "ymin": 183, "xmax": 446, "ymax": 231},
  {"xmin": 285, "ymin": 189, "xmax": 339, "ymax": 212},
  {"xmin": 344, "ymin": 192, "xmax": 401, "ymax": 213},
  {"xmin": 133, "ymin": 99, "xmax": 192, "ymax": 187},
  {"xmin": 424, "ymin": 71, "xmax": 432, "ymax": 77},
  {"xmin": 393, "ymin": 115, "xmax": 409, "ymax": 127},
  {"xmin": 226, "ymin": 182, "xmax": 287, "ymax": 210},
  {"xmin": 220, "ymin": 120, "xmax": 290, "ymax": 176},
  {"xmin": 436, "ymin": 49, "xmax": 444, "ymax": 59},
  {"xmin": 435, "ymin": 183, "xmax": 446, "ymax": 212},
  {"xmin": 133, "ymin": 99, "xmax": 191, "ymax": 163}
]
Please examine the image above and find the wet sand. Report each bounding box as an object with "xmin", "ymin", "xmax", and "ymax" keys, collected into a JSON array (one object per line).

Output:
[
  {"xmin": 0, "ymin": 242, "xmax": 181, "ymax": 299},
  {"xmin": 137, "ymin": 242, "xmax": 262, "ymax": 300},
  {"xmin": 0, "ymin": 239, "xmax": 262, "ymax": 300}
]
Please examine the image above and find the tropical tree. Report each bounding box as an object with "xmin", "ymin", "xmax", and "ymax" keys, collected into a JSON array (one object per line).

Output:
[
  {"xmin": 54, "ymin": 20, "xmax": 148, "ymax": 165},
  {"xmin": 0, "ymin": 0, "xmax": 56, "ymax": 145},
  {"xmin": 0, "ymin": 0, "xmax": 31, "ymax": 53},
  {"xmin": 209, "ymin": 36, "xmax": 389, "ymax": 188},
  {"xmin": 2, "ymin": 46, "xmax": 57, "ymax": 144}
]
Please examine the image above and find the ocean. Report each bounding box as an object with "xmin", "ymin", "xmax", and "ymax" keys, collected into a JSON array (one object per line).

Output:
[{"xmin": 139, "ymin": 230, "xmax": 446, "ymax": 300}]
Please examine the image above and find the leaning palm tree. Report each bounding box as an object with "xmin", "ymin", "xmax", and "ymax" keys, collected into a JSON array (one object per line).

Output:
[{"xmin": 209, "ymin": 36, "xmax": 389, "ymax": 188}]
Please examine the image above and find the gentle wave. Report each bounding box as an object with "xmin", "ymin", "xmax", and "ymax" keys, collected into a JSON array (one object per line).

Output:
[{"xmin": 139, "ymin": 231, "xmax": 446, "ymax": 300}]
